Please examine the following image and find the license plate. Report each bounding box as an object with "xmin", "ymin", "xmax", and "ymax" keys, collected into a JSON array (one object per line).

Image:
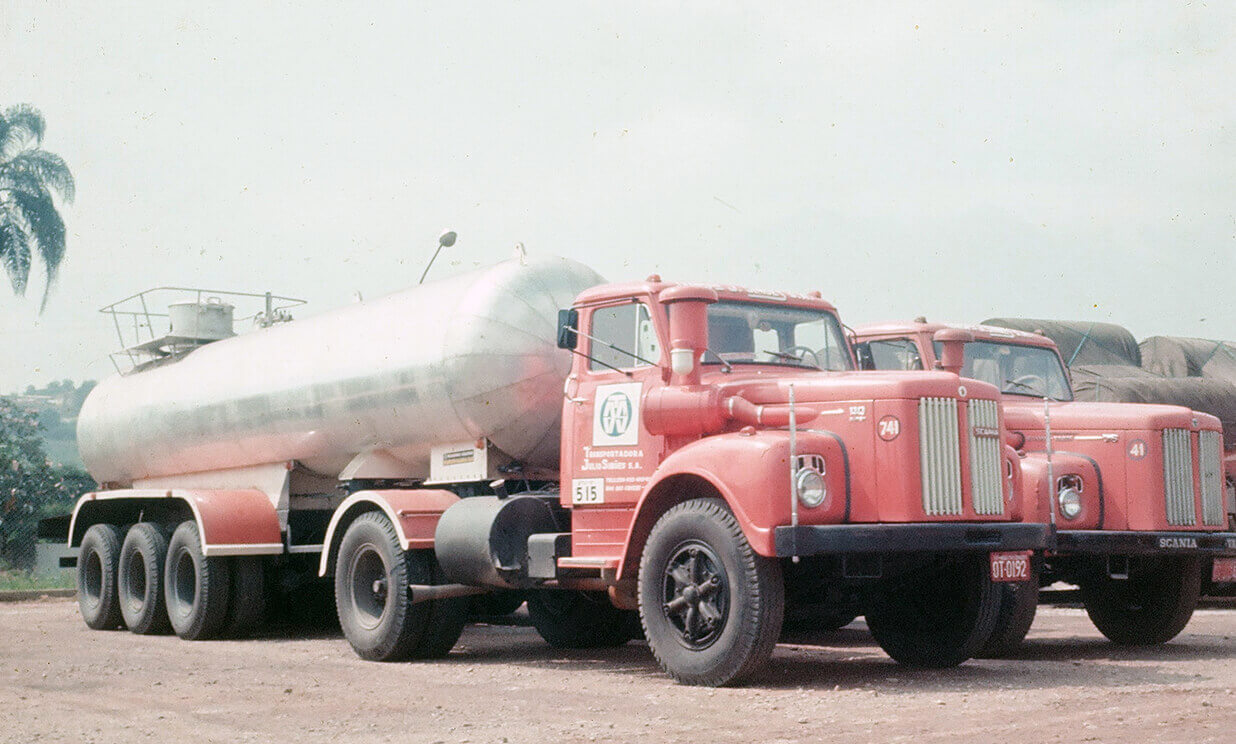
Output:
[
  {"xmin": 1212, "ymin": 557, "xmax": 1236, "ymax": 583},
  {"xmin": 990, "ymin": 551, "xmax": 1032, "ymax": 582}
]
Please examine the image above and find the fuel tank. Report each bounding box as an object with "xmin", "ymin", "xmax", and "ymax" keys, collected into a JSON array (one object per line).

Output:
[{"xmin": 78, "ymin": 256, "xmax": 605, "ymax": 484}]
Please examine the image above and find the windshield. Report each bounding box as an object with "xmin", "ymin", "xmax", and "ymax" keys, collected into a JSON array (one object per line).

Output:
[
  {"xmin": 705, "ymin": 301, "xmax": 853, "ymax": 370},
  {"xmin": 933, "ymin": 340, "xmax": 1073, "ymax": 400}
]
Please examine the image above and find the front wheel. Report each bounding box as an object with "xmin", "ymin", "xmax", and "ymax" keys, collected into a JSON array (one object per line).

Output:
[
  {"xmin": 977, "ymin": 567, "xmax": 1040, "ymax": 658},
  {"xmin": 638, "ymin": 498, "xmax": 784, "ymax": 687},
  {"xmin": 1081, "ymin": 556, "xmax": 1201, "ymax": 645},
  {"xmin": 866, "ymin": 555, "xmax": 1000, "ymax": 668}
]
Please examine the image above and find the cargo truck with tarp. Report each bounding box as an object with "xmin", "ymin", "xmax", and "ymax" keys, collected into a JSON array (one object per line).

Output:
[{"xmin": 854, "ymin": 319, "xmax": 1236, "ymax": 654}]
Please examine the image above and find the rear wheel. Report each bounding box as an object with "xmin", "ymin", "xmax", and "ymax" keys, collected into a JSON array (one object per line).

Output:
[
  {"xmin": 1081, "ymin": 556, "xmax": 1201, "ymax": 645},
  {"xmin": 164, "ymin": 521, "xmax": 232, "ymax": 640},
  {"xmin": 866, "ymin": 554, "xmax": 1000, "ymax": 668},
  {"xmin": 118, "ymin": 523, "xmax": 172, "ymax": 635},
  {"xmin": 977, "ymin": 573, "xmax": 1039, "ymax": 658},
  {"xmin": 334, "ymin": 512, "xmax": 468, "ymax": 661},
  {"xmin": 526, "ymin": 591, "xmax": 639, "ymax": 649},
  {"xmin": 77, "ymin": 524, "xmax": 124, "ymax": 630},
  {"xmin": 638, "ymin": 498, "xmax": 784, "ymax": 687}
]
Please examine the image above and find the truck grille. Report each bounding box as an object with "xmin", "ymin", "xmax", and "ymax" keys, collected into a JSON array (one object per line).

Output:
[
  {"xmin": 919, "ymin": 397, "xmax": 962, "ymax": 516},
  {"xmin": 1200, "ymin": 429, "xmax": 1225, "ymax": 526},
  {"xmin": 1163, "ymin": 428, "xmax": 1196, "ymax": 526},
  {"xmin": 968, "ymin": 399, "xmax": 1005, "ymax": 515}
]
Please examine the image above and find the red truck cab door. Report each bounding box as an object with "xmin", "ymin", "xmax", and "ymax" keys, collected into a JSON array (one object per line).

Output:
[{"xmin": 561, "ymin": 299, "xmax": 667, "ymax": 561}]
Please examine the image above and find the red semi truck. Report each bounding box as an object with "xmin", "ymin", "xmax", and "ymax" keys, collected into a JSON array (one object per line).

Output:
[
  {"xmin": 854, "ymin": 320, "xmax": 1236, "ymax": 653},
  {"xmin": 66, "ymin": 256, "xmax": 1048, "ymax": 686}
]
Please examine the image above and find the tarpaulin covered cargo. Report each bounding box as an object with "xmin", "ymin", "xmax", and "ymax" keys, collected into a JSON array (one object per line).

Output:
[
  {"xmin": 1070, "ymin": 364, "xmax": 1236, "ymax": 449},
  {"xmin": 1140, "ymin": 336, "xmax": 1236, "ymax": 382},
  {"xmin": 983, "ymin": 318, "xmax": 1141, "ymax": 368}
]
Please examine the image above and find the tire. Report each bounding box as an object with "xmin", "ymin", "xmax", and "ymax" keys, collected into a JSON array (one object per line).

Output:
[
  {"xmin": 866, "ymin": 554, "xmax": 1000, "ymax": 668},
  {"xmin": 470, "ymin": 590, "xmax": 526, "ymax": 618},
  {"xmin": 77, "ymin": 523, "xmax": 125, "ymax": 630},
  {"xmin": 1081, "ymin": 556, "xmax": 1201, "ymax": 645},
  {"xmin": 977, "ymin": 574, "xmax": 1039, "ymax": 658},
  {"xmin": 781, "ymin": 602, "xmax": 858, "ymax": 635},
  {"xmin": 118, "ymin": 523, "xmax": 172, "ymax": 635},
  {"xmin": 526, "ymin": 591, "xmax": 639, "ymax": 649},
  {"xmin": 221, "ymin": 557, "xmax": 266, "ymax": 639},
  {"xmin": 410, "ymin": 554, "xmax": 469, "ymax": 659},
  {"xmin": 334, "ymin": 512, "xmax": 468, "ymax": 661},
  {"xmin": 163, "ymin": 521, "xmax": 232, "ymax": 640},
  {"xmin": 638, "ymin": 498, "xmax": 784, "ymax": 687}
]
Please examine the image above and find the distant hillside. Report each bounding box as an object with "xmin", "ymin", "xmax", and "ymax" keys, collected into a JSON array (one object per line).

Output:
[{"xmin": 10, "ymin": 379, "xmax": 96, "ymax": 470}]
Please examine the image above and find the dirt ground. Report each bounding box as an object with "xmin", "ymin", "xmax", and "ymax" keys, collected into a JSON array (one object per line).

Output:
[{"xmin": 3, "ymin": 598, "xmax": 1236, "ymax": 744}]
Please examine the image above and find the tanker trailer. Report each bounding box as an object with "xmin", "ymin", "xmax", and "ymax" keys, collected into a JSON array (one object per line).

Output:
[{"xmin": 69, "ymin": 254, "xmax": 604, "ymax": 642}]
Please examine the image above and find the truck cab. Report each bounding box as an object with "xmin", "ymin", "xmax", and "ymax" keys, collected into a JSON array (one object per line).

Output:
[
  {"xmin": 854, "ymin": 320, "xmax": 1236, "ymax": 651},
  {"xmin": 548, "ymin": 281, "xmax": 1047, "ymax": 681}
]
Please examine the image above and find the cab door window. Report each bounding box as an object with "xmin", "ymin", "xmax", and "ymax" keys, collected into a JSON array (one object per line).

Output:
[
  {"xmin": 859, "ymin": 338, "xmax": 924, "ymax": 371},
  {"xmin": 588, "ymin": 303, "xmax": 660, "ymax": 372}
]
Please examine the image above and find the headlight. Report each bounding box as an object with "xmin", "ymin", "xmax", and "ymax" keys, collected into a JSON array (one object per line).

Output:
[
  {"xmin": 796, "ymin": 467, "xmax": 827, "ymax": 508},
  {"xmin": 1057, "ymin": 475, "xmax": 1083, "ymax": 520}
]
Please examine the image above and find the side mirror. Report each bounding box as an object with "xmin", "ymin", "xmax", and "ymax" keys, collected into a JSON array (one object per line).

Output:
[
  {"xmin": 932, "ymin": 328, "xmax": 974, "ymax": 375},
  {"xmin": 557, "ymin": 309, "xmax": 579, "ymax": 349},
  {"xmin": 854, "ymin": 343, "xmax": 875, "ymax": 371}
]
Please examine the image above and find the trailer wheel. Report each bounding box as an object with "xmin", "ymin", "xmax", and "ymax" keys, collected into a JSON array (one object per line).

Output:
[
  {"xmin": 118, "ymin": 523, "xmax": 172, "ymax": 635},
  {"xmin": 977, "ymin": 572, "xmax": 1039, "ymax": 658},
  {"xmin": 526, "ymin": 590, "xmax": 639, "ymax": 649},
  {"xmin": 866, "ymin": 554, "xmax": 999, "ymax": 668},
  {"xmin": 221, "ymin": 557, "xmax": 266, "ymax": 639},
  {"xmin": 1081, "ymin": 555, "xmax": 1201, "ymax": 645},
  {"xmin": 77, "ymin": 523, "xmax": 125, "ymax": 630},
  {"xmin": 164, "ymin": 521, "xmax": 232, "ymax": 640},
  {"xmin": 638, "ymin": 498, "xmax": 784, "ymax": 687},
  {"xmin": 334, "ymin": 512, "xmax": 433, "ymax": 661}
]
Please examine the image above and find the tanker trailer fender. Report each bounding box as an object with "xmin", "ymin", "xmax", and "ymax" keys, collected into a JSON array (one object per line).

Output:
[
  {"xmin": 67, "ymin": 488, "xmax": 282, "ymax": 556},
  {"xmin": 318, "ymin": 489, "xmax": 460, "ymax": 576},
  {"xmin": 614, "ymin": 429, "xmax": 846, "ymax": 580}
]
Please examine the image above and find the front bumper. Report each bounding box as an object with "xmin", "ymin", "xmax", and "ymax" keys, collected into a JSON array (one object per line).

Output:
[
  {"xmin": 773, "ymin": 522, "xmax": 1050, "ymax": 558},
  {"xmin": 1054, "ymin": 530, "xmax": 1236, "ymax": 557}
]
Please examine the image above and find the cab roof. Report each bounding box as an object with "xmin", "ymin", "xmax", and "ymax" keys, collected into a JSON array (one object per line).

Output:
[
  {"xmin": 574, "ymin": 279, "xmax": 839, "ymax": 314},
  {"xmin": 855, "ymin": 320, "xmax": 1060, "ymax": 351}
]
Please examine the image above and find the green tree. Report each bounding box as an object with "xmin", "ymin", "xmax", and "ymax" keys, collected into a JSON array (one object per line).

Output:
[
  {"xmin": 0, "ymin": 397, "xmax": 92, "ymax": 570},
  {"xmin": 0, "ymin": 104, "xmax": 75, "ymax": 311}
]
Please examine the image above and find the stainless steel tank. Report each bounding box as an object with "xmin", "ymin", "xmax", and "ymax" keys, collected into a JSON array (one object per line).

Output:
[{"xmin": 78, "ymin": 256, "xmax": 605, "ymax": 484}]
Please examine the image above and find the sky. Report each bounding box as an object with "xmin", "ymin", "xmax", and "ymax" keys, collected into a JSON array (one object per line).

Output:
[{"xmin": 1, "ymin": 2, "xmax": 1234, "ymax": 392}]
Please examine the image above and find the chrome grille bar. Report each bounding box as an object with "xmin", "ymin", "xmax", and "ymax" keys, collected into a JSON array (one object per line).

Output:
[
  {"xmin": 919, "ymin": 397, "xmax": 962, "ymax": 515},
  {"xmin": 1163, "ymin": 428, "xmax": 1196, "ymax": 526},
  {"xmin": 968, "ymin": 399, "xmax": 1005, "ymax": 515},
  {"xmin": 1200, "ymin": 429, "xmax": 1225, "ymax": 526}
]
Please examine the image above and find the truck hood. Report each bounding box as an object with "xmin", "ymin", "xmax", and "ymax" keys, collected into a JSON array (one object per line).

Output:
[
  {"xmin": 701, "ymin": 368, "xmax": 1000, "ymax": 405},
  {"xmin": 1001, "ymin": 398, "xmax": 1221, "ymax": 433}
]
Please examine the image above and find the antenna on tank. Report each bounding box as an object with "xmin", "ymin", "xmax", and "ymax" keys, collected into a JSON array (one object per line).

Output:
[{"xmin": 419, "ymin": 230, "xmax": 457, "ymax": 285}]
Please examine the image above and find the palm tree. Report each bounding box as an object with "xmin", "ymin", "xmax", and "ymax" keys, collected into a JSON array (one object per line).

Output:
[{"xmin": 0, "ymin": 104, "xmax": 75, "ymax": 311}]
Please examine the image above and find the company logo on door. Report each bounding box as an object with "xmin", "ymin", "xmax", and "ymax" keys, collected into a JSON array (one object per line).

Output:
[{"xmin": 593, "ymin": 382, "xmax": 642, "ymax": 446}]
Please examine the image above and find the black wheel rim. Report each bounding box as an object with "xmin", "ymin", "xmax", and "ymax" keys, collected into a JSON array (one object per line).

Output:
[
  {"xmin": 661, "ymin": 541, "xmax": 728, "ymax": 650},
  {"xmin": 171, "ymin": 549, "xmax": 197, "ymax": 620},
  {"xmin": 123, "ymin": 550, "xmax": 147, "ymax": 613},
  {"xmin": 348, "ymin": 543, "xmax": 390, "ymax": 630}
]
